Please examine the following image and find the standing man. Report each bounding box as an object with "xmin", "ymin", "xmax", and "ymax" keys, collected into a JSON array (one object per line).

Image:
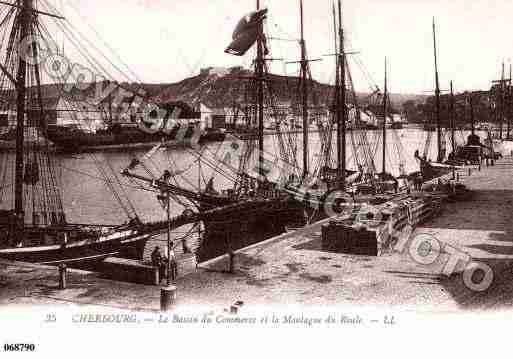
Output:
[{"xmin": 151, "ymin": 246, "xmax": 167, "ymax": 283}]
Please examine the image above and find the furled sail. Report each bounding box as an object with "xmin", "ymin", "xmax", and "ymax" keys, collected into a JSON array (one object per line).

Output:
[{"xmin": 225, "ymin": 8, "xmax": 268, "ymax": 56}]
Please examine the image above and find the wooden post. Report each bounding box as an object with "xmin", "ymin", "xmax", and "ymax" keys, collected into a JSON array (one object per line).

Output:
[
  {"xmin": 227, "ymin": 233, "xmax": 235, "ymax": 274},
  {"xmin": 153, "ymin": 266, "xmax": 159, "ymax": 286},
  {"xmin": 160, "ymin": 285, "xmax": 177, "ymax": 311},
  {"xmin": 58, "ymin": 264, "xmax": 67, "ymax": 290},
  {"xmin": 170, "ymin": 255, "xmax": 177, "ymax": 281},
  {"xmin": 229, "ymin": 250, "xmax": 235, "ymax": 274}
]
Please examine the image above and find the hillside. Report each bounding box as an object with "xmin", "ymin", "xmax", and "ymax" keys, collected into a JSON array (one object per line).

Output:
[
  {"xmin": 139, "ymin": 67, "xmax": 428, "ymax": 111},
  {"xmin": 35, "ymin": 67, "xmax": 428, "ymax": 112}
]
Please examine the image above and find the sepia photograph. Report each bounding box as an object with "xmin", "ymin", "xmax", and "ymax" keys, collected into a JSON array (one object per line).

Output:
[{"xmin": 0, "ymin": 0, "xmax": 512, "ymax": 357}]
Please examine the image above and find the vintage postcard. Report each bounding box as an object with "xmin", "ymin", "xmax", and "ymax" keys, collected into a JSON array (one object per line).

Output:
[{"xmin": 0, "ymin": 0, "xmax": 512, "ymax": 356}]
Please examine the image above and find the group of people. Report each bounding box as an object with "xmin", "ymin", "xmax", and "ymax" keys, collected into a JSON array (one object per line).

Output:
[{"xmin": 151, "ymin": 246, "xmax": 177, "ymax": 283}]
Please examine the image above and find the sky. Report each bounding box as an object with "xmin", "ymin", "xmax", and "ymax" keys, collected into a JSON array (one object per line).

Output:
[{"xmin": 38, "ymin": 0, "xmax": 513, "ymax": 94}]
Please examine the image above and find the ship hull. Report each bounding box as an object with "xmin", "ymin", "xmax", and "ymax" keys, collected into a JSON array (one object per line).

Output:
[
  {"xmin": 199, "ymin": 130, "xmax": 227, "ymax": 143},
  {"xmin": 46, "ymin": 124, "xmax": 201, "ymax": 153},
  {"xmin": 420, "ymin": 162, "xmax": 454, "ymax": 182},
  {"xmin": 197, "ymin": 198, "xmax": 305, "ymax": 262},
  {"xmin": 53, "ymin": 139, "xmax": 196, "ymax": 153},
  {"xmin": 0, "ymin": 230, "xmax": 150, "ymax": 270}
]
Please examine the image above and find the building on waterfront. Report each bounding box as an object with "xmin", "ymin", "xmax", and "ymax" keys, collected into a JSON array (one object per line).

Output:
[
  {"xmin": 200, "ymin": 103, "xmax": 226, "ymax": 130},
  {"xmin": 0, "ymin": 96, "xmax": 104, "ymax": 132}
]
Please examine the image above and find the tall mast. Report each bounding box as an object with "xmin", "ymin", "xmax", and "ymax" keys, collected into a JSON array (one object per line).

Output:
[
  {"xmin": 108, "ymin": 88, "xmax": 113, "ymax": 122},
  {"xmin": 499, "ymin": 61, "xmax": 505, "ymax": 139},
  {"xmin": 299, "ymin": 0, "xmax": 308, "ymax": 178},
  {"xmin": 338, "ymin": 0, "xmax": 346, "ymax": 190},
  {"xmin": 382, "ymin": 57, "xmax": 388, "ymax": 174},
  {"xmin": 450, "ymin": 81, "xmax": 455, "ymax": 154},
  {"xmin": 333, "ymin": 3, "xmax": 342, "ymax": 180},
  {"xmin": 470, "ymin": 93, "xmax": 475, "ymax": 135},
  {"xmin": 508, "ymin": 64, "xmax": 512, "ymax": 139},
  {"xmin": 432, "ymin": 18, "xmax": 442, "ymax": 162},
  {"xmin": 256, "ymin": 0, "xmax": 264, "ymax": 183},
  {"xmin": 14, "ymin": 0, "xmax": 32, "ymax": 232}
]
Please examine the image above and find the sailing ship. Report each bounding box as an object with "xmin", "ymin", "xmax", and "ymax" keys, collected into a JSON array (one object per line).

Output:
[
  {"xmin": 122, "ymin": 0, "xmax": 411, "ymax": 262},
  {"xmin": 414, "ymin": 19, "xmax": 455, "ymax": 182},
  {"xmin": 123, "ymin": 1, "xmax": 309, "ymax": 262},
  {"xmin": 488, "ymin": 62, "xmax": 513, "ymax": 153},
  {"xmin": 0, "ymin": 0, "xmax": 174, "ymax": 266},
  {"xmin": 445, "ymin": 88, "xmax": 491, "ymax": 166}
]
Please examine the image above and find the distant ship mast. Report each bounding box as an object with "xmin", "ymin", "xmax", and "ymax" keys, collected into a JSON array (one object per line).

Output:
[
  {"xmin": 336, "ymin": 0, "xmax": 346, "ymax": 190},
  {"xmin": 450, "ymin": 80, "xmax": 456, "ymax": 154},
  {"xmin": 299, "ymin": 0, "xmax": 309, "ymax": 179},
  {"xmin": 432, "ymin": 18, "xmax": 443, "ymax": 162},
  {"xmin": 13, "ymin": 0, "xmax": 32, "ymax": 234},
  {"xmin": 256, "ymin": 0, "xmax": 265, "ymax": 185},
  {"xmin": 382, "ymin": 57, "xmax": 388, "ymax": 175},
  {"xmin": 8, "ymin": 0, "xmax": 66, "ymax": 240}
]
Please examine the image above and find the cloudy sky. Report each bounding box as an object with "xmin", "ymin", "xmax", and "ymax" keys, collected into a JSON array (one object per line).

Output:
[{"xmin": 40, "ymin": 0, "xmax": 513, "ymax": 94}]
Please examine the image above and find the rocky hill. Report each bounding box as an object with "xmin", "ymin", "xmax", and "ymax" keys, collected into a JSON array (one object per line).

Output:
[
  {"xmin": 35, "ymin": 66, "xmax": 427, "ymax": 111},
  {"xmin": 139, "ymin": 67, "xmax": 427, "ymax": 111},
  {"xmin": 150, "ymin": 67, "xmax": 427, "ymax": 110},
  {"xmin": 146, "ymin": 66, "xmax": 334, "ymax": 109}
]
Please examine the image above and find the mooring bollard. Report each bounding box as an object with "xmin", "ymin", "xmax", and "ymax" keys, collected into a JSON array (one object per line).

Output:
[
  {"xmin": 160, "ymin": 285, "xmax": 177, "ymax": 311},
  {"xmin": 153, "ymin": 266, "xmax": 159, "ymax": 286},
  {"xmin": 228, "ymin": 251, "xmax": 235, "ymax": 274},
  {"xmin": 226, "ymin": 237, "xmax": 235, "ymax": 274},
  {"xmin": 58, "ymin": 264, "xmax": 67, "ymax": 290}
]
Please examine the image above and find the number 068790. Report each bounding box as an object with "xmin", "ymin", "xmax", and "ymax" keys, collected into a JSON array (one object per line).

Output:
[{"xmin": 4, "ymin": 343, "xmax": 36, "ymax": 352}]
